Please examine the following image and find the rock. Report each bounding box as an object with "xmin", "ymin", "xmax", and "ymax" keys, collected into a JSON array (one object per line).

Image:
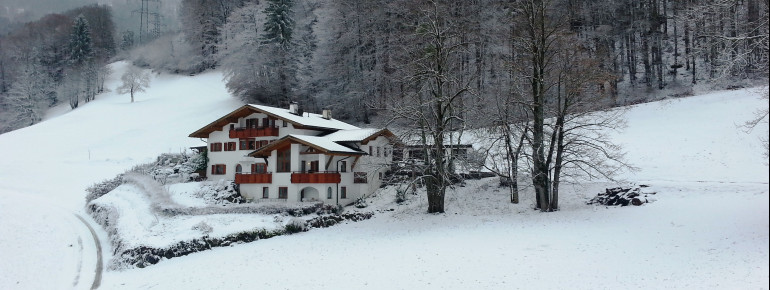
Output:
[{"xmin": 631, "ymin": 198, "xmax": 643, "ymax": 206}]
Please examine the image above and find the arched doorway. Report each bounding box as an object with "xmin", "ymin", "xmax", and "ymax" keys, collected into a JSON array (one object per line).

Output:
[{"xmin": 299, "ymin": 187, "xmax": 320, "ymax": 202}]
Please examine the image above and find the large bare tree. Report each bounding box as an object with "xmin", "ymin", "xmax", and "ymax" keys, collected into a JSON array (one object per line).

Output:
[{"xmin": 389, "ymin": 0, "xmax": 472, "ymax": 213}]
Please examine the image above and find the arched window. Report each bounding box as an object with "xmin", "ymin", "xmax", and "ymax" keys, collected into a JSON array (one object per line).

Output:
[
  {"xmin": 235, "ymin": 164, "xmax": 242, "ymax": 174},
  {"xmin": 327, "ymin": 187, "xmax": 333, "ymax": 199}
]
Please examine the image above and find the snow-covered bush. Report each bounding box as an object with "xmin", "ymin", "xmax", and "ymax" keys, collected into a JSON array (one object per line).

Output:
[
  {"xmin": 355, "ymin": 196, "xmax": 368, "ymax": 208},
  {"xmin": 395, "ymin": 189, "xmax": 406, "ymax": 204},
  {"xmin": 192, "ymin": 181, "xmax": 244, "ymax": 204},
  {"xmin": 284, "ymin": 218, "xmax": 307, "ymax": 234},
  {"xmin": 191, "ymin": 221, "xmax": 213, "ymax": 235},
  {"xmin": 85, "ymin": 174, "xmax": 125, "ymax": 203}
]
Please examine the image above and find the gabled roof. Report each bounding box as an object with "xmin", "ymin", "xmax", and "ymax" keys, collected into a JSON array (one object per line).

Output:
[
  {"xmin": 249, "ymin": 104, "xmax": 359, "ymax": 131},
  {"xmin": 323, "ymin": 128, "xmax": 397, "ymax": 144},
  {"xmin": 248, "ymin": 134, "xmax": 366, "ymax": 158},
  {"xmin": 189, "ymin": 104, "xmax": 360, "ymax": 138}
]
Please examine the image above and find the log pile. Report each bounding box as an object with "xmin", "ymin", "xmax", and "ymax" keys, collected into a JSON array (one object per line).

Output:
[{"xmin": 587, "ymin": 185, "xmax": 657, "ymax": 206}]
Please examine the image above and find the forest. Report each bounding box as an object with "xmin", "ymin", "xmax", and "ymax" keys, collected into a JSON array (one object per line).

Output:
[
  {"xmin": 1, "ymin": 0, "xmax": 767, "ymax": 131},
  {"xmin": 0, "ymin": 0, "xmax": 767, "ymax": 212}
]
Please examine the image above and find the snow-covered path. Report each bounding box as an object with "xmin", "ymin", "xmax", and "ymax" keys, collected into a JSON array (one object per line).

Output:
[
  {"xmin": 0, "ymin": 62, "xmax": 242, "ymax": 289},
  {"xmin": 0, "ymin": 190, "xmax": 100, "ymax": 290},
  {"xmin": 74, "ymin": 214, "xmax": 102, "ymax": 290}
]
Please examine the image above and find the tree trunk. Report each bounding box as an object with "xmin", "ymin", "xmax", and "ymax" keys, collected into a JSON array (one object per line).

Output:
[{"xmin": 426, "ymin": 175, "xmax": 446, "ymax": 213}]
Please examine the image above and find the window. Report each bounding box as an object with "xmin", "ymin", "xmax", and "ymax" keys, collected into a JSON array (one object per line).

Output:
[
  {"xmin": 369, "ymin": 146, "xmax": 372, "ymax": 156},
  {"xmin": 252, "ymin": 163, "xmax": 267, "ymax": 173},
  {"xmin": 377, "ymin": 147, "xmax": 381, "ymax": 157},
  {"xmin": 262, "ymin": 187, "xmax": 269, "ymax": 199},
  {"xmin": 384, "ymin": 147, "xmax": 389, "ymax": 157},
  {"xmin": 354, "ymin": 172, "xmax": 367, "ymax": 183},
  {"xmin": 379, "ymin": 172, "xmax": 383, "ymax": 180},
  {"xmin": 262, "ymin": 117, "xmax": 269, "ymax": 128},
  {"xmin": 327, "ymin": 187, "xmax": 332, "ymax": 199},
  {"xmin": 339, "ymin": 161, "xmax": 347, "ymax": 172},
  {"xmin": 211, "ymin": 164, "xmax": 226, "ymax": 175},
  {"xmin": 236, "ymin": 164, "xmax": 242, "ymax": 174},
  {"xmin": 282, "ymin": 120, "xmax": 287, "ymax": 127},
  {"xmin": 310, "ymin": 161, "xmax": 319, "ymax": 173},
  {"xmin": 277, "ymin": 148, "xmax": 291, "ymax": 172},
  {"xmin": 341, "ymin": 187, "xmax": 347, "ymax": 199},
  {"xmin": 278, "ymin": 187, "xmax": 288, "ymax": 199},
  {"xmin": 210, "ymin": 142, "xmax": 222, "ymax": 152},
  {"xmin": 246, "ymin": 118, "xmax": 258, "ymax": 128},
  {"xmin": 224, "ymin": 142, "xmax": 236, "ymax": 151},
  {"xmin": 240, "ymin": 139, "xmax": 256, "ymax": 150},
  {"xmin": 260, "ymin": 140, "xmax": 269, "ymax": 148}
]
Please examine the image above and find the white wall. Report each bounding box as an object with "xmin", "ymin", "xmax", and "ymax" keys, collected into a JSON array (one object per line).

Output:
[{"xmin": 206, "ymin": 114, "xmax": 396, "ymax": 205}]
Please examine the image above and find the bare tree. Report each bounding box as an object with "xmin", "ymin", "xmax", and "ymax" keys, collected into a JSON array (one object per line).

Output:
[
  {"xmin": 117, "ymin": 66, "xmax": 151, "ymax": 103},
  {"xmin": 389, "ymin": 0, "xmax": 471, "ymax": 213},
  {"xmin": 511, "ymin": 0, "xmax": 632, "ymax": 211}
]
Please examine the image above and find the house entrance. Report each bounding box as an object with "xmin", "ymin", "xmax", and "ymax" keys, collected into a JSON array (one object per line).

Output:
[{"xmin": 299, "ymin": 187, "xmax": 320, "ymax": 202}]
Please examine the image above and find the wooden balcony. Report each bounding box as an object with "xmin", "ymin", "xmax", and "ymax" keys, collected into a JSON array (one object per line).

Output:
[
  {"xmin": 235, "ymin": 173, "xmax": 272, "ymax": 184},
  {"xmin": 229, "ymin": 127, "xmax": 279, "ymax": 138},
  {"xmin": 291, "ymin": 172, "xmax": 341, "ymax": 184}
]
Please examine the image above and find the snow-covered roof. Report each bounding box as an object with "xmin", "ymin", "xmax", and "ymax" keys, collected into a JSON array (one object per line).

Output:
[
  {"xmin": 324, "ymin": 128, "xmax": 400, "ymax": 145},
  {"xmin": 323, "ymin": 128, "xmax": 381, "ymax": 142},
  {"xmin": 248, "ymin": 104, "xmax": 360, "ymax": 131},
  {"xmin": 189, "ymin": 104, "xmax": 360, "ymax": 138},
  {"xmin": 288, "ymin": 135, "xmax": 363, "ymax": 154},
  {"xmin": 248, "ymin": 134, "xmax": 367, "ymax": 157}
]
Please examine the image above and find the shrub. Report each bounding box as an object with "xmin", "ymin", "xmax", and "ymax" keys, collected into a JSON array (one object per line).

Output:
[
  {"xmin": 355, "ymin": 196, "xmax": 368, "ymax": 208},
  {"xmin": 85, "ymin": 174, "xmax": 125, "ymax": 203},
  {"xmin": 191, "ymin": 221, "xmax": 213, "ymax": 234},
  {"xmin": 284, "ymin": 218, "xmax": 307, "ymax": 234}
]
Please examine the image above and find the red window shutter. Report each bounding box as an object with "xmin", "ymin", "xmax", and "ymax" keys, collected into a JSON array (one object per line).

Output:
[
  {"xmin": 223, "ymin": 165, "xmax": 226, "ymax": 174},
  {"xmin": 251, "ymin": 164, "xmax": 256, "ymax": 172},
  {"xmin": 211, "ymin": 165, "xmax": 215, "ymax": 174}
]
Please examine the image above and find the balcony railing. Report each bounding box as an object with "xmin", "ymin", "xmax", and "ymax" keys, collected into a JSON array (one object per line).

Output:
[
  {"xmin": 235, "ymin": 173, "xmax": 273, "ymax": 184},
  {"xmin": 291, "ymin": 171, "xmax": 341, "ymax": 184},
  {"xmin": 229, "ymin": 127, "xmax": 279, "ymax": 138}
]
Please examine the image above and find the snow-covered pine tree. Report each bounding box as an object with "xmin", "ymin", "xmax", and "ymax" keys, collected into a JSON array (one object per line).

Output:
[
  {"xmin": 69, "ymin": 15, "xmax": 93, "ymax": 67},
  {"xmin": 262, "ymin": 0, "xmax": 295, "ymax": 48},
  {"xmin": 261, "ymin": 0, "xmax": 298, "ymax": 105}
]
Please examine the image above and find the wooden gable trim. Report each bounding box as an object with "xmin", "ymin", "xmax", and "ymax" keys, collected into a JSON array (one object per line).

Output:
[
  {"xmin": 360, "ymin": 128, "xmax": 398, "ymax": 145},
  {"xmin": 189, "ymin": 105, "xmax": 255, "ymax": 138},
  {"xmin": 351, "ymin": 156, "xmax": 361, "ymax": 170}
]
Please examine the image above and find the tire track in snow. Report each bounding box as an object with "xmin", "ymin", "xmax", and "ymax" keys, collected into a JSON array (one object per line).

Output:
[{"xmin": 75, "ymin": 214, "xmax": 102, "ymax": 290}]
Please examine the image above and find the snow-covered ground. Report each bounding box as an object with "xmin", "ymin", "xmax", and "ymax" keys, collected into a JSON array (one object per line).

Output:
[{"xmin": 1, "ymin": 62, "xmax": 767, "ymax": 289}]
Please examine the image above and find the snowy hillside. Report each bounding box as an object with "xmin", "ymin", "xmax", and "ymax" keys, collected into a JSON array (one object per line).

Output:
[{"xmin": 0, "ymin": 63, "xmax": 768, "ymax": 289}]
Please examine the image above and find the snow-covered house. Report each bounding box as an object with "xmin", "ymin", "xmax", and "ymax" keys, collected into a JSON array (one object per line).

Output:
[{"xmin": 189, "ymin": 103, "xmax": 398, "ymax": 205}]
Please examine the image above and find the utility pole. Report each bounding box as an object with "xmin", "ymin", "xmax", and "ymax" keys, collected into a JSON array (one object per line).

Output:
[{"xmin": 133, "ymin": 0, "xmax": 162, "ymax": 44}]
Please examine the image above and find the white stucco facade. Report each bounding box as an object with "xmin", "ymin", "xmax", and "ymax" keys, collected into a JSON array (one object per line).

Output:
[{"xmin": 190, "ymin": 104, "xmax": 397, "ymax": 205}]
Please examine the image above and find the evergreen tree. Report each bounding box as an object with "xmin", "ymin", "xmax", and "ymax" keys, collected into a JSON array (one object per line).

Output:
[
  {"xmin": 69, "ymin": 15, "xmax": 93, "ymax": 67},
  {"xmin": 261, "ymin": 0, "xmax": 298, "ymax": 104},
  {"xmin": 262, "ymin": 0, "xmax": 295, "ymax": 48}
]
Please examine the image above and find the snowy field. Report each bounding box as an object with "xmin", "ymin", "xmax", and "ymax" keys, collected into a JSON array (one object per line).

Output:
[{"xmin": 0, "ymin": 62, "xmax": 768, "ymax": 289}]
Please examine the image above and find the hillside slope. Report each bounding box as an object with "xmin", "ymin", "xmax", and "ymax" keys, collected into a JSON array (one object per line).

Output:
[{"xmin": 0, "ymin": 62, "xmax": 767, "ymax": 289}]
